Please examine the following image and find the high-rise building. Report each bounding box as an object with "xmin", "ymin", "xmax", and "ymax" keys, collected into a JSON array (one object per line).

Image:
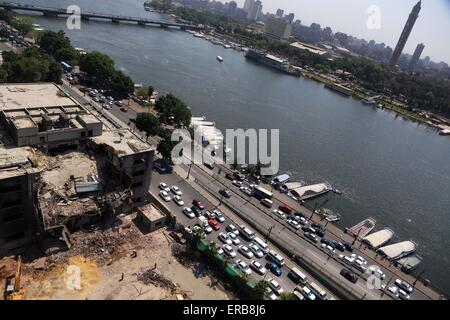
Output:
[
  {"xmin": 389, "ymin": 1, "xmax": 422, "ymax": 69},
  {"xmin": 286, "ymin": 13, "xmax": 295, "ymax": 24},
  {"xmin": 228, "ymin": 1, "xmax": 238, "ymax": 14},
  {"xmin": 243, "ymin": 0, "xmax": 254, "ymax": 13},
  {"xmin": 247, "ymin": 0, "xmax": 262, "ymax": 21},
  {"xmin": 408, "ymin": 43, "xmax": 425, "ymax": 71},
  {"xmin": 265, "ymin": 14, "xmax": 292, "ymax": 42},
  {"xmin": 276, "ymin": 8, "xmax": 284, "ymax": 18}
]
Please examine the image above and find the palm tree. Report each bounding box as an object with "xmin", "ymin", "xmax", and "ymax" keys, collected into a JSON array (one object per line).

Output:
[
  {"xmin": 193, "ymin": 227, "xmax": 205, "ymax": 243},
  {"xmin": 207, "ymin": 241, "xmax": 219, "ymax": 256},
  {"xmin": 253, "ymin": 280, "xmax": 269, "ymax": 300}
]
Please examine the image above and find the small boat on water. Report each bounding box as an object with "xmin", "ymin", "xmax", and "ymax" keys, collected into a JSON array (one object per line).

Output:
[
  {"xmin": 362, "ymin": 98, "xmax": 376, "ymax": 105},
  {"xmin": 346, "ymin": 217, "xmax": 377, "ymax": 239},
  {"xmin": 217, "ymin": 56, "xmax": 224, "ymax": 62},
  {"xmin": 316, "ymin": 208, "xmax": 341, "ymax": 222}
]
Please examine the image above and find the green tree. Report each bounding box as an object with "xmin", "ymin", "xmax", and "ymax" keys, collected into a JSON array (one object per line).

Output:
[
  {"xmin": 135, "ymin": 112, "xmax": 160, "ymax": 140},
  {"xmin": 110, "ymin": 70, "xmax": 134, "ymax": 98},
  {"xmin": 154, "ymin": 93, "xmax": 192, "ymax": 127},
  {"xmin": 157, "ymin": 136, "xmax": 178, "ymax": 160},
  {"xmin": 193, "ymin": 227, "xmax": 205, "ymax": 243},
  {"xmin": 279, "ymin": 292, "xmax": 296, "ymax": 300},
  {"xmin": 11, "ymin": 16, "xmax": 33, "ymax": 36},
  {"xmin": 253, "ymin": 280, "xmax": 269, "ymax": 300},
  {"xmin": 79, "ymin": 51, "xmax": 115, "ymax": 85},
  {"xmin": 37, "ymin": 30, "xmax": 78, "ymax": 64}
]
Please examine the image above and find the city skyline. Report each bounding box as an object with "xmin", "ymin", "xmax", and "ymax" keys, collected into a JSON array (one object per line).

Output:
[{"xmin": 233, "ymin": 0, "xmax": 450, "ymax": 64}]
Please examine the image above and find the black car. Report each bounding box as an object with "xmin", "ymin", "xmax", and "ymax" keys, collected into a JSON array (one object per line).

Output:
[
  {"xmin": 311, "ymin": 223, "xmax": 326, "ymax": 237},
  {"xmin": 334, "ymin": 241, "xmax": 346, "ymax": 252},
  {"xmin": 320, "ymin": 238, "xmax": 335, "ymax": 248},
  {"xmin": 340, "ymin": 241, "xmax": 354, "ymax": 252},
  {"xmin": 293, "ymin": 212, "xmax": 306, "ymax": 219},
  {"xmin": 340, "ymin": 268, "xmax": 358, "ymax": 284},
  {"xmin": 219, "ymin": 189, "xmax": 232, "ymax": 198},
  {"xmin": 191, "ymin": 206, "xmax": 203, "ymax": 217},
  {"xmin": 225, "ymin": 173, "xmax": 234, "ymax": 180}
]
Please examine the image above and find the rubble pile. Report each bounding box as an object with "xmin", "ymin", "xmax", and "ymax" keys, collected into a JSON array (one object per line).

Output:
[
  {"xmin": 46, "ymin": 222, "xmax": 145, "ymax": 266},
  {"xmin": 137, "ymin": 269, "xmax": 177, "ymax": 293},
  {"xmin": 171, "ymin": 243, "xmax": 197, "ymax": 267}
]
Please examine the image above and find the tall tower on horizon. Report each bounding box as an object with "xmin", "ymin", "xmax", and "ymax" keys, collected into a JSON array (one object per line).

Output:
[
  {"xmin": 408, "ymin": 43, "xmax": 425, "ymax": 72},
  {"xmin": 389, "ymin": 1, "xmax": 422, "ymax": 69}
]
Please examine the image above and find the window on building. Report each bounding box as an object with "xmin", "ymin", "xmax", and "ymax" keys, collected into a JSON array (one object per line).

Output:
[
  {"xmin": 0, "ymin": 184, "xmax": 21, "ymax": 194},
  {"xmin": 1, "ymin": 199, "xmax": 22, "ymax": 209},
  {"xmin": 4, "ymin": 232, "xmax": 25, "ymax": 243},
  {"xmin": 81, "ymin": 132, "xmax": 86, "ymax": 137},
  {"xmin": 2, "ymin": 211, "xmax": 24, "ymax": 223},
  {"xmin": 131, "ymin": 182, "xmax": 143, "ymax": 188}
]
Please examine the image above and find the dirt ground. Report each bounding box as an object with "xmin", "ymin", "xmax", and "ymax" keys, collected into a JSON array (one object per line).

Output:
[{"xmin": 0, "ymin": 215, "xmax": 233, "ymax": 300}]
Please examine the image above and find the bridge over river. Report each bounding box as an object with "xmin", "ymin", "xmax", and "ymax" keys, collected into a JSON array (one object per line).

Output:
[{"xmin": 0, "ymin": 2, "xmax": 203, "ymax": 30}]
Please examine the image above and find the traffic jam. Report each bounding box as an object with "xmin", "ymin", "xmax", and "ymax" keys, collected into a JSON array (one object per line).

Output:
[{"xmin": 157, "ymin": 180, "xmax": 331, "ymax": 301}]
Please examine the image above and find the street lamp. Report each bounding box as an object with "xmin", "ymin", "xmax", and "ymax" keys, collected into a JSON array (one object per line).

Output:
[
  {"xmin": 186, "ymin": 163, "xmax": 193, "ymax": 180},
  {"xmin": 265, "ymin": 225, "xmax": 275, "ymax": 243}
]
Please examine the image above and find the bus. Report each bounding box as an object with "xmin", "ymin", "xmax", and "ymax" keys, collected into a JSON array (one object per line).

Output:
[
  {"xmin": 267, "ymin": 249, "xmax": 285, "ymax": 266},
  {"xmin": 252, "ymin": 185, "xmax": 273, "ymax": 200},
  {"xmin": 60, "ymin": 61, "xmax": 73, "ymax": 73},
  {"xmin": 253, "ymin": 237, "xmax": 269, "ymax": 253},
  {"xmin": 309, "ymin": 282, "xmax": 327, "ymax": 300},
  {"xmin": 288, "ymin": 267, "xmax": 308, "ymax": 285}
]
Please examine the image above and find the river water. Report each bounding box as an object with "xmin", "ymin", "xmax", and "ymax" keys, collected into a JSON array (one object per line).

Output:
[{"xmin": 12, "ymin": 0, "xmax": 450, "ymax": 295}]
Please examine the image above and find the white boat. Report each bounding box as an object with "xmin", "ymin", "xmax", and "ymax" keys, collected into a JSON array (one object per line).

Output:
[
  {"xmin": 346, "ymin": 217, "xmax": 377, "ymax": 239},
  {"xmin": 362, "ymin": 98, "xmax": 376, "ymax": 105},
  {"xmin": 217, "ymin": 56, "xmax": 224, "ymax": 62}
]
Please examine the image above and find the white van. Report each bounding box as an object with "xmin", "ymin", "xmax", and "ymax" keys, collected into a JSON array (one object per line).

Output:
[
  {"xmin": 253, "ymin": 237, "xmax": 269, "ymax": 253},
  {"xmin": 267, "ymin": 249, "xmax": 285, "ymax": 266},
  {"xmin": 261, "ymin": 198, "xmax": 273, "ymax": 208},
  {"xmin": 239, "ymin": 225, "xmax": 255, "ymax": 241},
  {"xmin": 198, "ymin": 216, "xmax": 208, "ymax": 225},
  {"xmin": 288, "ymin": 267, "xmax": 308, "ymax": 285},
  {"xmin": 309, "ymin": 282, "xmax": 327, "ymax": 300}
]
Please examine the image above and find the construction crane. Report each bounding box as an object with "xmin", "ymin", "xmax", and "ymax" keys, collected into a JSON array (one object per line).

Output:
[{"xmin": 3, "ymin": 256, "xmax": 25, "ymax": 300}]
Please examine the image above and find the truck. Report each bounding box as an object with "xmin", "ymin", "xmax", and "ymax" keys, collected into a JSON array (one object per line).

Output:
[{"xmin": 252, "ymin": 185, "xmax": 273, "ymax": 200}]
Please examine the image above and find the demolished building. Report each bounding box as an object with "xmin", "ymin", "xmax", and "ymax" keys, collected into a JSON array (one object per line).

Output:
[{"xmin": 0, "ymin": 83, "xmax": 155, "ymax": 257}]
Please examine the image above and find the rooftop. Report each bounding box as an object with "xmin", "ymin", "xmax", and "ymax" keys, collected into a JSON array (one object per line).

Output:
[
  {"xmin": 0, "ymin": 147, "xmax": 40, "ymax": 179},
  {"xmin": 90, "ymin": 129, "xmax": 154, "ymax": 156},
  {"xmin": 138, "ymin": 203, "xmax": 165, "ymax": 221},
  {"xmin": 0, "ymin": 83, "xmax": 78, "ymax": 111}
]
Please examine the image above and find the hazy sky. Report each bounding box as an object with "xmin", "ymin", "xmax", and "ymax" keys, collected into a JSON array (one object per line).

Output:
[{"xmin": 235, "ymin": 0, "xmax": 450, "ymax": 63}]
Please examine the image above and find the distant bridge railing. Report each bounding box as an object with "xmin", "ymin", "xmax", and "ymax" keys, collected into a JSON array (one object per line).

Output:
[{"xmin": 0, "ymin": 2, "xmax": 204, "ymax": 30}]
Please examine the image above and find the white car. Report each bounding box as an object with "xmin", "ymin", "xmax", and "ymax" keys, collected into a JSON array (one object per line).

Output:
[
  {"xmin": 183, "ymin": 207, "xmax": 195, "ymax": 219},
  {"xmin": 268, "ymin": 278, "xmax": 284, "ymax": 296},
  {"xmin": 236, "ymin": 259, "xmax": 252, "ymax": 275},
  {"xmin": 159, "ymin": 182, "xmax": 170, "ymax": 192},
  {"xmin": 287, "ymin": 219, "xmax": 301, "ymax": 230},
  {"xmin": 171, "ymin": 186, "xmax": 182, "ymax": 196},
  {"xmin": 398, "ymin": 289, "xmax": 410, "ymax": 300},
  {"xmin": 383, "ymin": 285, "xmax": 399, "ymax": 298},
  {"xmin": 203, "ymin": 223, "xmax": 213, "ymax": 234},
  {"xmin": 238, "ymin": 245, "xmax": 254, "ymax": 259},
  {"xmin": 297, "ymin": 216, "xmax": 308, "ymax": 226},
  {"xmin": 223, "ymin": 244, "xmax": 236, "ymax": 258},
  {"xmin": 368, "ymin": 265, "xmax": 386, "ymax": 280},
  {"xmin": 267, "ymin": 290, "xmax": 278, "ymax": 300},
  {"xmin": 232, "ymin": 180, "xmax": 243, "ymax": 187},
  {"xmin": 272, "ymin": 209, "xmax": 287, "ymax": 220},
  {"xmin": 173, "ymin": 195, "xmax": 184, "ymax": 206},
  {"xmin": 219, "ymin": 232, "xmax": 232, "ymax": 245},
  {"xmin": 395, "ymin": 279, "xmax": 414, "ymax": 293},
  {"xmin": 248, "ymin": 243, "xmax": 264, "ymax": 258},
  {"xmin": 250, "ymin": 260, "xmax": 267, "ymax": 275},
  {"xmin": 159, "ymin": 190, "xmax": 171, "ymax": 202},
  {"xmin": 226, "ymin": 224, "xmax": 239, "ymax": 235},
  {"xmin": 240, "ymin": 186, "xmax": 253, "ymax": 196},
  {"xmin": 227, "ymin": 232, "xmax": 241, "ymax": 245},
  {"xmin": 320, "ymin": 243, "xmax": 335, "ymax": 255}
]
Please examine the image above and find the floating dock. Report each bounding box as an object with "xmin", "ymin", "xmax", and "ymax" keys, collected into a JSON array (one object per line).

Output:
[
  {"xmin": 288, "ymin": 182, "xmax": 332, "ymax": 200},
  {"xmin": 395, "ymin": 254, "xmax": 423, "ymax": 273},
  {"xmin": 378, "ymin": 240, "xmax": 417, "ymax": 260},
  {"xmin": 346, "ymin": 217, "xmax": 377, "ymax": 239},
  {"xmin": 362, "ymin": 228, "xmax": 394, "ymax": 248}
]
